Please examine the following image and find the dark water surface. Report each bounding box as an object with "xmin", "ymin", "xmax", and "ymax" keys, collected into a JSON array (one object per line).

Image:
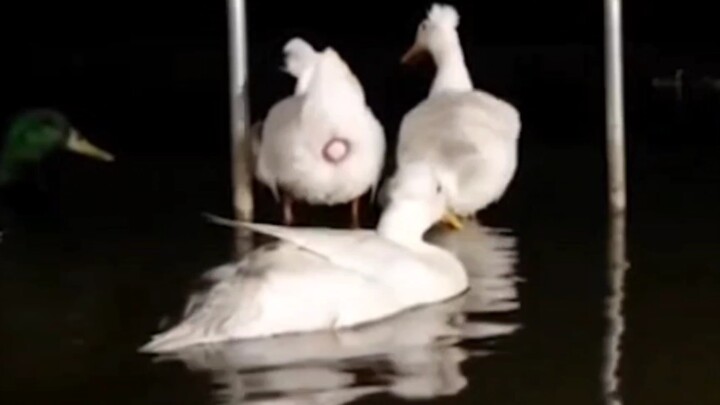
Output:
[
  {"xmin": 1, "ymin": 135, "xmax": 718, "ymax": 404},
  {"xmin": 4, "ymin": 0, "xmax": 720, "ymax": 401}
]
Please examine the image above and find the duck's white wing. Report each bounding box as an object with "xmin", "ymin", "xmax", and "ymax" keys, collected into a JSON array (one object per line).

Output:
[
  {"xmin": 141, "ymin": 242, "xmax": 402, "ymax": 353},
  {"xmin": 209, "ymin": 216, "xmax": 462, "ymax": 305},
  {"xmin": 206, "ymin": 216, "xmax": 422, "ymax": 285}
]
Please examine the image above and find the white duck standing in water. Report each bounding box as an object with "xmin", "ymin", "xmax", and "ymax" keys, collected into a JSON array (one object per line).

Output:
[
  {"xmin": 397, "ymin": 4, "xmax": 521, "ymax": 226},
  {"xmin": 255, "ymin": 38, "xmax": 386, "ymax": 227},
  {"xmin": 140, "ymin": 163, "xmax": 467, "ymax": 353}
]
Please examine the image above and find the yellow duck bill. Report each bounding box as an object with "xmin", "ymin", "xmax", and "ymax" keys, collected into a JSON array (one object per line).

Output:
[
  {"xmin": 401, "ymin": 44, "xmax": 431, "ymax": 65},
  {"xmin": 440, "ymin": 211, "xmax": 464, "ymax": 230},
  {"xmin": 65, "ymin": 129, "xmax": 115, "ymax": 162}
]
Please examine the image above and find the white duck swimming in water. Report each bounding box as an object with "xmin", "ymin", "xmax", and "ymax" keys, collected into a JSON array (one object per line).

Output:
[
  {"xmin": 255, "ymin": 38, "xmax": 386, "ymax": 227},
  {"xmin": 140, "ymin": 163, "xmax": 466, "ymax": 352},
  {"xmin": 397, "ymin": 4, "xmax": 521, "ymax": 224}
]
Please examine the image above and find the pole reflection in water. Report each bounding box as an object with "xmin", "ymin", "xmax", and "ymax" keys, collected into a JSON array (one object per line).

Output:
[
  {"xmin": 151, "ymin": 220, "xmax": 521, "ymax": 404},
  {"xmin": 603, "ymin": 212, "xmax": 629, "ymax": 405}
]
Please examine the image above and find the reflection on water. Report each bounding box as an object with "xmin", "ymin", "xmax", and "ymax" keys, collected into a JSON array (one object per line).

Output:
[
  {"xmin": 427, "ymin": 221, "xmax": 520, "ymax": 315},
  {"xmin": 148, "ymin": 220, "xmax": 520, "ymax": 404},
  {"xmin": 603, "ymin": 213, "xmax": 629, "ymax": 405}
]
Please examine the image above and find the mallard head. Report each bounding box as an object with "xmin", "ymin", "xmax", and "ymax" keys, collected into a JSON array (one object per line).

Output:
[{"xmin": 0, "ymin": 109, "xmax": 114, "ymax": 186}]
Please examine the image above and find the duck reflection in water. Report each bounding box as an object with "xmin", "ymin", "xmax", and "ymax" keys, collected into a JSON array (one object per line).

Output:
[{"xmin": 148, "ymin": 220, "xmax": 520, "ymax": 404}]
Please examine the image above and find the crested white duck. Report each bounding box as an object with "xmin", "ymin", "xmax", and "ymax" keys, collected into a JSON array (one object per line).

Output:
[
  {"xmin": 255, "ymin": 38, "xmax": 385, "ymax": 227},
  {"xmin": 397, "ymin": 4, "xmax": 521, "ymax": 223},
  {"xmin": 140, "ymin": 163, "xmax": 467, "ymax": 352}
]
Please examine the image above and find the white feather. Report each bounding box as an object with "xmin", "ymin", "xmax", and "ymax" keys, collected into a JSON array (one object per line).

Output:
[{"xmin": 427, "ymin": 3, "xmax": 460, "ymax": 29}]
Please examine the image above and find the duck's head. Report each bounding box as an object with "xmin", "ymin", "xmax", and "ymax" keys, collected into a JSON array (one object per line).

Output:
[
  {"xmin": 378, "ymin": 163, "xmax": 463, "ymax": 242},
  {"xmin": 0, "ymin": 109, "xmax": 114, "ymax": 186},
  {"xmin": 401, "ymin": 3, "xmax": 461, "ymax": 65},
  {"xmin": 282, "ymin": 37, "xmax": 318, "ymax": 94}
]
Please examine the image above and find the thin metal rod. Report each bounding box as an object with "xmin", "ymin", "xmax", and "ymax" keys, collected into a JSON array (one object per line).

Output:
[
  {"xmin": 228, "ymin": 0, "xmax": 255, "ymax": 258},
  {"xmin": 228, "ymin": 0, "xmax": 253, "ymax": 222},
  {"xmin": 604, "ymin": 0, "xmax": 627, "ymax": 213}
]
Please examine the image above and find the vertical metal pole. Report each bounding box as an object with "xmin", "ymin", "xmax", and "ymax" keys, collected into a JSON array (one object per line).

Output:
[
  {"xmin": 228, "ymin": 0, "xmax": 253, "ymax": 222},
  {"xmin": 228, "ymin": 0, "xmax": 255, "ymax": 258},
  {"xmin": 605, "ymin": 0, "xmax": 627, "ymax": 213}
]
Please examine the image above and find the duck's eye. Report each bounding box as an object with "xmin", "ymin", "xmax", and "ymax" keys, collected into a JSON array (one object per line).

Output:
[
  {"xmin": 436, "ymin": 184, "xmax": 442, "ymax": 193},
  {"xmin": 420, "ymin": 22, "xmax": 428, "ymax": 31}
]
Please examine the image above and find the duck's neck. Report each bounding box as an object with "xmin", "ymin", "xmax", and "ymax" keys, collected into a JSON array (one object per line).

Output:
[
  {"xmin": 429, "ymin": 37, "xmax": 473, "ymax": 96},
  {"xmin": 0, "ymin": 154, "xmax": 23, "ymax": 187},
  {"xmin": 376, "ymin": 204, "xmax": 432, "ymax": 248}
]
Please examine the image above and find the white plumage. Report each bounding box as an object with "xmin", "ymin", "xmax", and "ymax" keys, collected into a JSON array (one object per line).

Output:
[
  {"xmin": 398, "ymin": 3, "xmax": 521, "ymax": 217},
  {"xmin": 255, "ymin": 38, "xmax": 385, "ymax": 224},
  {"xmin": 140, "ymin": 163, "xmax": 468, "ymax": 352}
]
